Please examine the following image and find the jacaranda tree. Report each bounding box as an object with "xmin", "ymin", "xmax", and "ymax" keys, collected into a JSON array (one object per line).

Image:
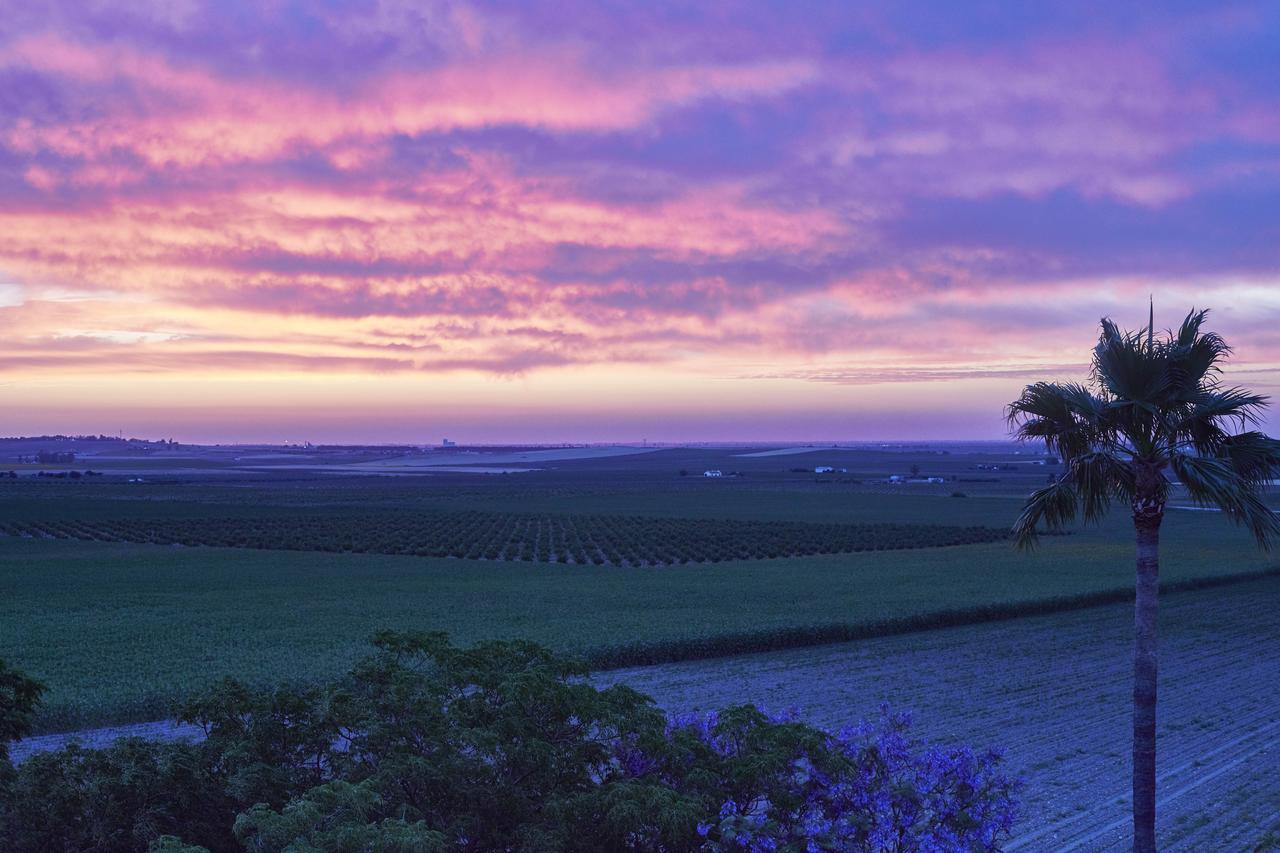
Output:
[{"xmin": 1007, "ymin": 307, "xmax": 1280, "ymax": 851}]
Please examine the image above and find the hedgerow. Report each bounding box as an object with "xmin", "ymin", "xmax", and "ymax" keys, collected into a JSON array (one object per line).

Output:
[{"xmin": 0, "ymin": 512, "xmax": 1009, "ymax": 567}]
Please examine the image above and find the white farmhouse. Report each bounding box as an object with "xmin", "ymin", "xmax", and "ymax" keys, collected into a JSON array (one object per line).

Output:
[
  {"xmin": 703, "ymin": 469, "xmax": 723, "ymax": 477},
  {"xmin": 815, "ymin": 465, "xmax": 834, "ymax": 473}
]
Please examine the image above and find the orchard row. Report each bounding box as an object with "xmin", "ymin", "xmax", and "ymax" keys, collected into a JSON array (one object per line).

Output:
[{"xmin": 0, "ymin": 512, "xmax": 1008, "ymax": 566}]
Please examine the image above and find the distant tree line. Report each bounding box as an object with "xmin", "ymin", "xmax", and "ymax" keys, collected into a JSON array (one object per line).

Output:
[{"xmin": 1, "ymin": 435, "xmax": 178, "ymax": 445}]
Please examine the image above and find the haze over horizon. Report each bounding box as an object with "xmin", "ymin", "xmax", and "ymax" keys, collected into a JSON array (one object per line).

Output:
[{"xmin": 3, "ymin": 1, "xmax": 1279, "ymax": 442}]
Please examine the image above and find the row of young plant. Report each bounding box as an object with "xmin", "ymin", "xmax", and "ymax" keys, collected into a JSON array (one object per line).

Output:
[
  {"xmin": 0, "ymin": 636, "xmax": 1019, "ymax": 851},
  {"xmin": 0, "ymin": 512, "xmax": 1009, "ymax": 566}
]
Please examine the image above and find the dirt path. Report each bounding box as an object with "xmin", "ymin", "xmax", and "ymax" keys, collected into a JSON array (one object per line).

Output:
[{"xmin": 10, "ymin": 720, "xmax": 203, "ymax": 764}]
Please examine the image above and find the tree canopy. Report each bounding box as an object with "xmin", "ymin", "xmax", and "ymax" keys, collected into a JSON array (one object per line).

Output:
[{"xmin": 1007, "ymin": 309, "xmax": 1280, "ymax": 548}]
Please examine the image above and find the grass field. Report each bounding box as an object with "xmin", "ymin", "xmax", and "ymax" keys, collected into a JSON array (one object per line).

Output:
[{"xmin": 3, "ymin": 494, "xmax": 1275, "ymax": 732}]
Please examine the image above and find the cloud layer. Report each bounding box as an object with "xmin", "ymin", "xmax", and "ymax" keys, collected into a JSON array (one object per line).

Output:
[{"xmin": 2, "ymin": 1, "xmax": 1279, "ymax": 439}]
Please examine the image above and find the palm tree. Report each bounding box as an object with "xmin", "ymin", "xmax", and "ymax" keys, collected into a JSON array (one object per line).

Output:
[{"xmin": 1007, "ymin": 307, "xmax": 1280, "ymax": 851}]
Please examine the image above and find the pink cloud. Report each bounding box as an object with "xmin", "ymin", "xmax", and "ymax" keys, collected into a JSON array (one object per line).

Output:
[
  {"xmin": 3, "ymin": 33, "xmax": 817, "ymax": 173},
  {"xmin": 1, "ymin": 3, "xmax": 1278, "ymax": 439}
]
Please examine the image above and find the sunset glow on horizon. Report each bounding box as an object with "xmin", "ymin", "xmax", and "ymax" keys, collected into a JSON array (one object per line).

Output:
[{"xmin": 3, "ymin": 2, "xmax": 1279, "ymax": 443}]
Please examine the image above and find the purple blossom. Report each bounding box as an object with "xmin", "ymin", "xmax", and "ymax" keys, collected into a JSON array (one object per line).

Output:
[{"xmin": 630, "ymin": 705, "xmax": 1020, "ymax": 852}]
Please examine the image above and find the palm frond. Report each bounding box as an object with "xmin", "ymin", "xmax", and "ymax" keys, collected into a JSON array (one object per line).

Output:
[
  {"xmin": 1092, "ymin": 317, "xmax": 1171, "ymax": 407},
  {"xmin": 1237, "ymin": 491, "xmax": 1280, "ymax": 550},
  {"xmin": 1192, "ymin": 387, "xmax": 1268, "ymax": 427},
  {"xmin": 1171, "ymin": 453, "xmax": 1280, "ymax": 548},
  {"xmin": 1172, "ymin": 454, "xmax": 1243, "ymax": 509},
  {"xmin": 1165, "ymin": 309, "xmax": 1231, "ymax": 398},
  {"xmin": 1011, "ymin": 478, "xmax": 1079, "ymax": 550},
  {"xmin": 1174, "ymin": 388, "xmax": 1270, "ymax": 454},
  {"xmin": 1218, "ymin": 432, "xmax": 1280, "ymax": 486},
  {"xmin": 1067, "ymin": 452, "xmax": 1135, "ymax": 523},
  {"xmin": 1172, "ymin": 308, "xmax": 1208, "ymax": 349},
  {"xmin": 1179, "ymin": 415, "xmax": 1229, "ymax": 457},
  {"xmin": 1006, "ymin": 382, "xmax": 1105, "ymax": 460}
]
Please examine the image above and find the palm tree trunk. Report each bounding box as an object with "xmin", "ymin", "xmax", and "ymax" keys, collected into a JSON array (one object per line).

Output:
[{"xmin": 1133, "ymin": 515, "xmax": 1161, "ymax": 852}]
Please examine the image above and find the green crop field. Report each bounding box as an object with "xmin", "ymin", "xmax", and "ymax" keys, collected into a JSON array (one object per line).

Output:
[
  {"xmin": 2, "ymin": 497, "xmax": 1276, "ymax": 732},
  {"xmin": 2, "ymin": 443, "xmax": 1277, "ymax": 735}
]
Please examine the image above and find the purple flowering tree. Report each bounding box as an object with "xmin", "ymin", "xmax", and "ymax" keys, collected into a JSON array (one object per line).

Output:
[{"xmin": 649, "ymin": 706, "xmax": 1019, "ymax": 852}]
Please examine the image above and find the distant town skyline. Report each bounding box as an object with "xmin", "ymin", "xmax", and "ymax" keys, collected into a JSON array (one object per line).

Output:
[{"xmin": 2, "ymin": 2, "xmax": 1278, "ymax": 442}]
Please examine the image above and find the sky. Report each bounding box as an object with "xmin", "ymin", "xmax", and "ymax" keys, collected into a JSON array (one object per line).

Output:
[{"xmin": 2, "ymin": 1, "xmax": 1279, "ymax": 444}]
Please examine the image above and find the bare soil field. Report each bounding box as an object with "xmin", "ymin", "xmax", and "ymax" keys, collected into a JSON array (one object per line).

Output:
[{"xmin": 601, "ymin": 578, "xmax": 1280, "ymax": 850}]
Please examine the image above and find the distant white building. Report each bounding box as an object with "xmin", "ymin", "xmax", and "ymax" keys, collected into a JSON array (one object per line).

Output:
[
  {"xmin": 815, "ymin": 465, "xmax": 834, "ymax": 474},
  {"xmin": 442, "ymin": 438, "xmax": 456, "ymax": 447},
  {"xmin": 927, "ymin": 476, "xmax": 945, "ymax": 484},
  {"xmin": 888, "ymin": 475, "xmax": 904, "ymax": 483},
  {"xmin": 703, "ymin": 469, "xmax": 723, "ymax": 477}
]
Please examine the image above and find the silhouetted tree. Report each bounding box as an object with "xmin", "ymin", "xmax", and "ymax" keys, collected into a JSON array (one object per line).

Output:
[{"xmin": 1008, "ymin": 307, "xmax": 1280, "ymax": 851}]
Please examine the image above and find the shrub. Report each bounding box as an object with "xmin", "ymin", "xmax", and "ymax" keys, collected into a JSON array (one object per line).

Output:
[
  {"xmin": 3, "ymin": 739, "xmax": 233, "ymax": 851},
  {"xmin": 0, "ymin": 637, "xmax": 1019, "ymax": 852},
  {"xmin": 0, "ymin": 660, "xmax": 43, "ymax": 765},
  {"xmin": 234, "ymin": 781, "xmax": 445, "ymax": 852}
]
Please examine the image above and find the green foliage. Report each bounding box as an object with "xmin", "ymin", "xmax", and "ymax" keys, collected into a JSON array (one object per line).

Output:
[
  {"xmin": 179, "ymin": 680, "xmax": 337, "ymax": 809},
  {"xmin": 0, "ymin": 659, "xmax": 44, "ymax": 763},
  {"xmin": 234, "ymin": 781, "xmax": 444, "ymax": 852},
  {"xmin": 3, "ymin": 739, "xmax": 234, "ymax": 851},
  {"xmin": 150, "ymin": 837, "xmax": 212, "ymax": 853}
]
